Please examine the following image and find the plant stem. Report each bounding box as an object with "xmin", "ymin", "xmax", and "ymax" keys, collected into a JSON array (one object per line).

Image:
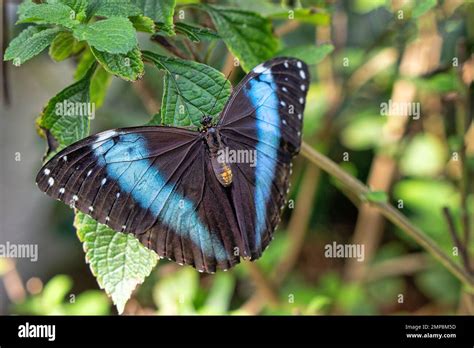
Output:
[{"xmin": 300, "ymin": 142, "xmax": 474, "ymax": 289}]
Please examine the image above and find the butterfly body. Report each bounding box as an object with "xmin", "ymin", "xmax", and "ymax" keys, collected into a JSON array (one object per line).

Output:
[
  {"xmin": 203, "ymin": 126, "xmax": 233, "ymax": 187},
  {"xmin": 37, "ymin": 57, "xmax": 309, "ymax": 273}
]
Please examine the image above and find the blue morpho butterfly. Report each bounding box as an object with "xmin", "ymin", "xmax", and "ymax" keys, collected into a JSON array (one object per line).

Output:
[{"xmin": 36, "ymin": 57, "xmax": 309, "ymax": 273}]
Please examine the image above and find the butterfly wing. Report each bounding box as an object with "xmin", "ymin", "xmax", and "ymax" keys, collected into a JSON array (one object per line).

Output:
[
  {"xmin": 36, "ymin": 127, "xmax": 241, "ymax": 272},
  {"xmin": 218, "ymin": 57, "xmax": 309, "ymax": 259}
]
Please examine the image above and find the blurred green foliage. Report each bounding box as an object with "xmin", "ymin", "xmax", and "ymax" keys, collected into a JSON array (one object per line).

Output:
[{"xmin": 3, "ymin": 0, "xmax": 473, "ymax": 315}]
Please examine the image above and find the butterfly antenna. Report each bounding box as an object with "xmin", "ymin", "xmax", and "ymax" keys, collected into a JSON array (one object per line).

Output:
[{"xmin": 208, "ymin": 69, "xmax": 233, "ymax": 121}]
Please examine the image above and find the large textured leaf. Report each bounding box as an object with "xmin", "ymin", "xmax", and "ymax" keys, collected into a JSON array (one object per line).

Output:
[
  {"xmin": 73, "ymin": 17, "xmax": 137, "ymax": 54},
  {"xmin": 59, "ymin": 0, "xmax": 89, "ymax": 14},
  {"xmin": 74, "ymin": 212, "xmax": 158, "ymax": 314},
  {"xmin": 143, "ymin": 51, "xmax": 231, "ymax": 127},
  {"xmin": 277, "ymin": 44, "xmax": 334, "ymax": 65},
  {"xmin": 17, "ymin": 2, "xmax": 80, "ymax": 29},
  {"xmin": 37, "ymin": 63, "xmax": 95, "ymax": 153},
  {"xmin": 96, "ymin": 0, "xmax": 143, "ymax": 17},
  {"xmin": 91, "ymin": 46, "xmax": 144, "ymax": 81},
  {"xmin": 134, "ymin": 0, "xmax": 176, "ymax": 26},
  {"xmin": 200, "ymin": 4, "xmax": 279, "ymax": 72},
  {"xmin": 4, "ymin": 26, "xmax": 61, "ymax": 65}
]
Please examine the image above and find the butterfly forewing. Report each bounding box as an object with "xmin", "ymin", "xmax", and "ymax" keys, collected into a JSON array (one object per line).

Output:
[{"xmin": 37, "ymin": 127, "xmax": 241, "ymax": 272}]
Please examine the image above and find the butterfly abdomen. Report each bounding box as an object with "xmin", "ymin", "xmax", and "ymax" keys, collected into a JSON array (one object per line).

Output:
[{"xmin": 204, "ymin": 127, "xmax": 233, "ymax": 187}]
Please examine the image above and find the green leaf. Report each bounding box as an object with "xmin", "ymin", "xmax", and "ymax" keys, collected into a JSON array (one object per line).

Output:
[
  {"xmin": 340, "ymin": 114, "xmax": 386, "ymax": 150},
  {"xmin": 277, "ymin": 44, "xmax": 334, "ymax": 65},
  {"xmin": 90, "ymin": 66, "xmax": 112, "ymax": 108},
  {"xmin": 175, "ymin": 22, "xmax": 219, "ymax": 42},
  {"xmin": 42, "ymin": 275, "xmax": 73, "ymax": 308},
  {"xmin": 17, "ymin": 0, "xmax": 36, "ymax": 21},
  {"xmin": 269, "ymin": 8, "xmax": 331, "ymax": 26},
  {"xmin": 65, "ymin": 290, "xmax": 110, "ymax": 315},
  {"xmin": 130, "ymin": 15, "xmax": 156, "ymax": 33},
  {"xmin": 91, "ymin": 46, "xmax": 144, "ymax": 81},
  {"xmin": 59, "ymin": 0, "xmax": 90, "ymax": 14},
  {"xmin": 413, "ymin": 73, "xmax": 463, "ymax": 94},
  {"xmin": 200, "ymin": 4, "xmax": 279, "ymax": 72},
  {"xmin": 353, "ymin": 0, "xmax": 388, "ymax": 14},
  {"xmin": 37, "ymin": 63, "xmax": 96, "ymax": 152},
  {"xmin": 412, "ymin": 0, "xmax": 437, "ymax": 18},
  {"xmin": 96, "ymin": 0, "xmax": 143, "ymax": 17},
  {"xmin": 399, "ymin": 133, "xmax": 448, "ymax": 177},
  {"xmin": 74, "ymin": 47, "xmax": 96, "ymax": 80},
  {"xmin": 363, "ymin": 191, "xmax": 389, "ymax": 204},
  {"xmin": 143, "ymin": 51, "xmax": 231, "ymax": 127},
  {"xmin": 49, "ymin": 31, "xmax": 82, "ymax": 62},
  {"xmin": 73, "ymin": 17, "xmax": 137, "ymax": 54},
  {"xmin": 146, "ymin": 112, "xmax": 162, "ymax": 126},
  {"xmin": 134, "ymin": 0, "xmax": 176, "ymax": 26},
  {"xmin": 17, "ymin": 2, "xmax": 80, "ymax": 29},
  {"xmin": 4, "ymin": 26, "xmax": 62, "ymax": 65},
  {"xmin": 74, "ymin": 212, "xmax": 158, "ymax": 314}
]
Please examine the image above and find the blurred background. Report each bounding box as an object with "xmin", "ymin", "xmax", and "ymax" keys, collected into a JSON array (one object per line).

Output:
[{"xmin": 0, "ymin": 0, "xmax": 473, "ymax": 315}]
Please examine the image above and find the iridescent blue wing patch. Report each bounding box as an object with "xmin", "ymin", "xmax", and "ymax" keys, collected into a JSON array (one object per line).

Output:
[
  {"xmin": 218, "ymin": 57, "xmax": 309, "ymax": 259},
  {"xmin": 36, "ymin": 127, "xmax": 242, "ymax": 272}
]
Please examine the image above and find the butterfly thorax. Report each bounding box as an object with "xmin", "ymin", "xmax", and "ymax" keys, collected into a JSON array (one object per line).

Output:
[{"xmin": 203, "ymin": 127, "xmax": 233, "ymax": 187}]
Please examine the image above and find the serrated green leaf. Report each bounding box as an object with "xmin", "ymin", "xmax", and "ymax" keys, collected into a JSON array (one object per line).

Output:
[
  {"xmin": 363, "ymin": 191, "xmax": 389, "ymax": 204},
  {"xmin": 277, "ymin": 44, "xmax": 333, "ymax": 64},
  {"xmin": 143, "ymin": 51, "xmax": 231, "ymax": 127},
  {"xmin": 134, "ymin": 0, "xmax": 176, "ymax": 26},
  {"xmin": 73, "ymin": 17, "xmax": 137, "ymax": 54},
  {"xmin": 412, "ymin": 0, "xmax": 437, "ymax": 18},
  {"xmin": 49, "ymin": 31, "xmax": 81, "ymax": 62},
  {"xmin": 175, "ymin": 22, "xmax": 219, "ymax": 42},
  {"xmin": 96, "ymin": 0, "xmax": 142, "ymax": 17},
  {"xmin": 59, "ymin": 0, "xmax": 89, "ymax": 14},
  {"xmin": 17, "ymin": 0, "xmax": 36, "ymax": 21},
  {"xmin": 90, "ymin": 66, "xmax": 112, "ymax": 108},
  {"xmin": 74, "ymin": 212, "xmax": 158, "ymax": 314},
  {"xmin": 200, "ymin": 4, "xmax": 279, "ymax": 72},
  {"xmin": 91, "ymin": 46, "xmax": 144, "ymax": 81},
  {"xmin": 17, "ymin": 2, "xmax": 80, "ymax": 29},
  {"xmin": 130, "ymin": 15, "xmax": 156, "ymax": 33},
  {"xmin": 4, "ymin": 26, "xmax": 62, "ymax": 65},
  {"xmin": 37, "ymin": 63, "xmax": 96, "ymax": 153}
]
